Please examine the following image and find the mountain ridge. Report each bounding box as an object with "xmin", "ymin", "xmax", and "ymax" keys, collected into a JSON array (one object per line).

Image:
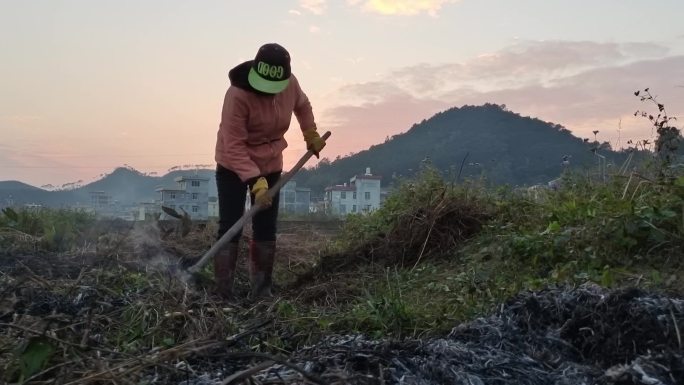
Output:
[
  {"xmin": 1, "ymin": 103, "xmax": 652, "ymax": 206},
  {"xmin": 0, "ymin": 167, "xmax": 218, "ymax": 207},
  {"xmin": 0, "ymin": 181, "xmax": 42, "ymax": 191},
  {"xmin": 292, "ymin": 103, "xmax": 635, "ymax": 195}
]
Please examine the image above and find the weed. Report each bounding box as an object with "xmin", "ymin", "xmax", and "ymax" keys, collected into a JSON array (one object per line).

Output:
[
  {"xmin": 328, "ymin": 163, "xmax": 493, "ymax": 270},
  {"xmin": 0, "ymin": 207, "xmax": 96, "ymax": 252}
]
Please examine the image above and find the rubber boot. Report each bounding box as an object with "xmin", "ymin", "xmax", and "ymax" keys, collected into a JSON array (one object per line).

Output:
[
  {"xmin": 213, "ymin": 242, "xmax": 239, "ymax": 299},
  {"xmin": 248, "ymin": 240, "xmax": 276, "ymax": 299}
]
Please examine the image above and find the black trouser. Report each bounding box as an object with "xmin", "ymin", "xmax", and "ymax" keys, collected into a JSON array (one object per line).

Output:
[{"xmin": 215, "ymin": 164, "xmax": 281, "ymax": 243}]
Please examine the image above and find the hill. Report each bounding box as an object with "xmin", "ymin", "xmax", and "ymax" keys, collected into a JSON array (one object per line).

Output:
[
  {"xmin": 0, "ymin": 181, "xmax": 41, "ymax": 191},
  {"xmin": 0, "ymin": 168, "xmax": 218, "ymax": 207},
  {"xmin": 293, "ymin": 103, "xmax": 635, "ymax": 195}
]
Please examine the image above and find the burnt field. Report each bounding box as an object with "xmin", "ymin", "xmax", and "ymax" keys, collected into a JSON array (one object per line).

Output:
[{"xmin": 1, "ymin": 217, "xmax": 683, "ymax": 385}]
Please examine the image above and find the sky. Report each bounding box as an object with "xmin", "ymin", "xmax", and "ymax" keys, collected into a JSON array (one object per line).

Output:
[{"xmin": 1, "ymin": 0, "xmax": 683, "ymax": 188}]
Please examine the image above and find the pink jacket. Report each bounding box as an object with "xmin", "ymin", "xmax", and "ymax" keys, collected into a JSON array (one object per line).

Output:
[{"xmin": 215, "ymin": 73, "xmax": 316, "ymax": 182}]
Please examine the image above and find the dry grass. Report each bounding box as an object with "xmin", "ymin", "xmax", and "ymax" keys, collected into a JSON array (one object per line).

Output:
[{"xmin": 0, "ymin": 218, "xmax": 338, "ymax": 384}]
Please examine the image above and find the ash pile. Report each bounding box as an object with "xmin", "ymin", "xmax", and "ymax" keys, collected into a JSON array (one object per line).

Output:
[{"xmin": 236, "ymin": 284, "xmax": 683, "ymax": 385}]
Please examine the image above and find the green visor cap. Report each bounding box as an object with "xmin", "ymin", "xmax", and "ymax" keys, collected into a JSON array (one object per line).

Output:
[{"xmin": 248, "ymin": 67, "xmax": 290, "ymax": 94}]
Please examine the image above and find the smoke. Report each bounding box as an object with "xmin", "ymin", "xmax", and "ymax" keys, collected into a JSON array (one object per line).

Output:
[{"xmin": 125, "ymin": 221, "xmax": 200, "ymax": 286}]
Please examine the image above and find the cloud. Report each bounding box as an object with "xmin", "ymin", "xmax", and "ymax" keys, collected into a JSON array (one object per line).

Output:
[
  {"xmin": 620, "ymin": 42, "xmax": 670, "ymax": 58},
  {"xmin": 288, "ymin": 9, "xmax": 302, "ymax": 16},
  {"xmin": 346, "ymin": 57, "xmax": 365, "ymax": 66},
  {"xmin": 319, "ymin": 41, "xmax": 683, "ymax": 157},
  {"xmin": 349, "ymin": 0, "xmax": 459, "ymax": 16},
  {"xmin": 390, "ymin": 41, "xmax": 670, "ymax": 96},
  {"xmin": 301, "ymin": 60, "xmax": 313, "ymax": 70},
  {"xmin": 309, "ymin": 25, "xmax": 321, "ymax": 33},
  {"xmin": 299, "ymin": 0, "xmax": 326, "ymax": 15},
  {"xmin": 0, "ymin": 114, "xmax": 42, "ymax": 125}
]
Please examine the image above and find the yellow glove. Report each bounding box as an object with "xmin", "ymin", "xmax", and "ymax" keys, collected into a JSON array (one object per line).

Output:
[
  {"xmin": 303, "ymin": 129, "xmax": 326, "ymax": 158},
  {"xmin": 251, "ymin": 177, "xmax": 271, "ymax": 207}
]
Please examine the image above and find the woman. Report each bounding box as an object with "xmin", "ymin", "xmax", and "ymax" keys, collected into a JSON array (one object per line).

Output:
[{"xmin": 214, "ymin": 43, "xmax": 325, "ymax": 299}]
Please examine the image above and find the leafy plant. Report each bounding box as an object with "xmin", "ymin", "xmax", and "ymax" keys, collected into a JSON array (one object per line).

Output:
[
  {"xmin": 348, "ymin": 271, "xmax": 416, "ymax": 338},
  {"xmin": 2, "ymin": 207, "xmax": 19, "ymax": 223},
  {"xmin": 14, "ymin": 337, "xmax": 56, "ymax": 383},
  {"xmin": 634, "ymin": 88, "xmax": 682, "ymax": 172}
]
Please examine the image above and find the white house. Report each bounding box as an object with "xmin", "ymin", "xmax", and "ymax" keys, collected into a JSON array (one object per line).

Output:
[
  {"xmin": 325, "ymin": 167, "xmax": 382, "ymax": 216},
  {"xmin": 156, "ymin": 175, "xmax": 210, "ymax": 220},
  {"xmin": 136, "ymin": 201, "xmax": 161, "ymax": 221},
  {"xmin": 208, "ymin": 196, "xmax": 219, "ymax": 219},
  {"xmin": 279, "ymin": 181, "xmax": 312, "ymax": 215},
  {"xmin": 89, "ymin": 191, "xmax": 113, "ymax": 211},
  {"xmin": 88, "ymin": 191, "xmax": 126, "ymax": 218}
]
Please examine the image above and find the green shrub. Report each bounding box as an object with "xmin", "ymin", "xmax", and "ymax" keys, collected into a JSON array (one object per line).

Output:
[
  {"xmin": 0, "ymin": 207, "xmax": 96, "ymax": 252},
  {"xmin": 332, "ymin": 163, "xmax": 494, "ymax": 268},
  {"xmin": 479, "ymin": 163, "xmax": 684, "ymax": 283}
]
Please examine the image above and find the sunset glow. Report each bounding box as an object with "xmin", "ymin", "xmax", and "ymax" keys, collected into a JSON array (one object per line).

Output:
[{"xmin": 1, "ymin": 0, "xmax": 683, "ymax": 187}]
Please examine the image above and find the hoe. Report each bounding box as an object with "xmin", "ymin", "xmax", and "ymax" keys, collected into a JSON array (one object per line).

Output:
[{"xmin": 180, "ymin": 131, "xmax": 331, "ymax": 282}]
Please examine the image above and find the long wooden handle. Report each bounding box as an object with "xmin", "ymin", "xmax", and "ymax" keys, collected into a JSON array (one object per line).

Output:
[{"xmin": 186, "ymin": 131, "xmax": 331, "ymax": 274}]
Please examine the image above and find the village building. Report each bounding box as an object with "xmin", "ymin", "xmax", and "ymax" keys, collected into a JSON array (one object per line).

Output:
[
  {"xmin": 156, "ymin": 175, "xmax": 210, "ymax": 220},
  {"xmin": 279, "ymin": 181, "xmax": 312, "ymax": 215},
  {"xmin": 324, "ymin": 168, "xmax": 382, "ymax": 216}
]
